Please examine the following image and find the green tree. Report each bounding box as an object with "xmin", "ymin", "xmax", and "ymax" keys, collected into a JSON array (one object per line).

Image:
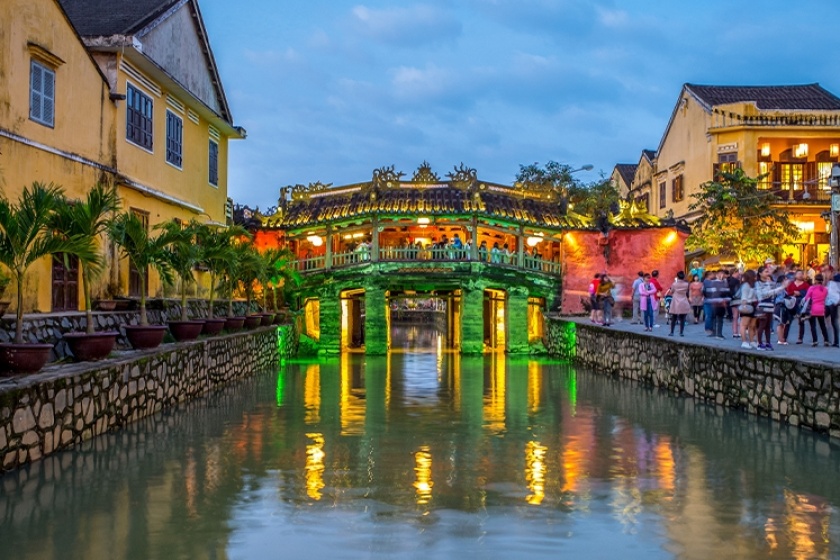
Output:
[
  {"xmin": 515, "ymin": 161, "xmax": 618, "ymax": 218},
  {"xmin": 687, "ymin": 168, "xmax": 799, "ymax": 265}
]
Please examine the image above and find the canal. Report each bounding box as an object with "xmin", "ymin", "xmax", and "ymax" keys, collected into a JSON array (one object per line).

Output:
[{"xmin": 2, "ymin": 335, "xmax": 840, "ymax": 559}]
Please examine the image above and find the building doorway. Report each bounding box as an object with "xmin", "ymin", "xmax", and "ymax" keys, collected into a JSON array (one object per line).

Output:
[
  {"xmin": 52, "ymin": 253, "xmax": 79, "ymax": 311},
  {"xmin": 340, "ymin": 288, "xmax": 365, "ymax": 351},
  {"xmin": 388, "ymin": 290, "xmax": 461, "ymax": 351}
]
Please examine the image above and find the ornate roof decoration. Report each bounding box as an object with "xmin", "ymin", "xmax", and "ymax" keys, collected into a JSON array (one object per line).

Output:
[
  {"xmin": 372, "ymin": 165, "xmax": 405, "ymax": 189},
  {"xmin": 257, "ymin": 164, "xmax": 673, "ymax": 232},
  {"xmin": 412, "ymin": 161, "xmax": 440, "ymax": 183},
  {"xmin": 609, "ymin": 199, "xmax": 661, "ymax": 227},
  {"xmin": 446, "ymin": 163, "xmax": 477, "ymax": 191}
]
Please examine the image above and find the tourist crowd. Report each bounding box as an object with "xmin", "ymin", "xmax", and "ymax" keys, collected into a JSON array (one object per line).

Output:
[{"xmin": 589, "ymin": 257, "xmax": 840, "ymax": 351}]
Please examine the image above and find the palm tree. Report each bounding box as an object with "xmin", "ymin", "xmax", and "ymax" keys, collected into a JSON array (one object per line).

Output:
[
  {"xmin": 262, "ymin": 247, "xmax": 299, "ymax": 312},
  {"xmin": 196, "ymin": 223, "xmax": 249, "ymax": 319},
  {"xmin": 158, "ymin": 219, "xmax": 203, "ymax": 322},
  {"xmin": 0, "ymin": 183, "xmax": 94, "ymax": 343},
  {"xmin": 51, "ymin": 183, "xmax": 120, "ymax": 334},
  {"xmin": 237, "ymin": 244, "xmax": 265, "ymax": 316},
  {"xmin": 109, "ymin": 211, "xmax": 173, "ymax": 326}
]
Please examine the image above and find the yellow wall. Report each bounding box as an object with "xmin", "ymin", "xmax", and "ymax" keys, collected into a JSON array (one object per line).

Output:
[
  {"xmin": 0, "ymin": 0, "xmax": 118, "ymax": 313},
  {"xmin": 0, "ymin": 0, "xmax": 238, "ymax": 313}
]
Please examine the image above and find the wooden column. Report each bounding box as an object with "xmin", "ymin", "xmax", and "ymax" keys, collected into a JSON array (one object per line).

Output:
[
  {"xmin": 517, "ymin": 226, "xmax": 525, "ymax": 268},
  {"xmin": 325, "ymin": 225, "xmax": 333, "ymax": 269},
  {"xmin": 371, "ymin": 217, "xmax": 379, "ymax": 262}
]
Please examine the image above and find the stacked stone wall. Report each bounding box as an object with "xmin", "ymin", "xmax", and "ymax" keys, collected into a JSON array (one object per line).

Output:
[
  {"xmin": 0, "ymin": 325, "xmax": 291, "ymax": 473},
  {"xmin": 545, "ymin": 318, "xmax": 840, "ymax": 438}
]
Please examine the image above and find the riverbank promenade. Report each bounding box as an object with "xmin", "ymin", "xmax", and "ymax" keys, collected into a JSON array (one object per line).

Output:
[{"xmin": 563, "ymin": 314, "xmax": 840, "ymax": 366}]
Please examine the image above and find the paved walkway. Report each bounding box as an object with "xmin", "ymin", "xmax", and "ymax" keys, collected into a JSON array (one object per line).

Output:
[{"xmin": 565, "ymin": 313, "xmax": 840, "ymax": 365}]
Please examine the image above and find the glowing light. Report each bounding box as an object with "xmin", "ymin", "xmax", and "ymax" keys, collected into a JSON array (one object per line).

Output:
[
  {"xmin": 413, "ymin": 446, "xmax": 433, "ymax": 504},
  {"xmin": 794, "ymin": 143, "xmax": 808, "ymax": 158},
  {"xmin": 306, "ymin": 234, "xmax": 323, "ymax": 247},
  {"xmin": 525, "ymin": 441, "xmax": 547, "ymax": 505},
  {"xmin": 417, "ymin": 217, "xmax": 430, "ymax": 224},
  {"xmin": 305, "ymin": 433, "xmax": 326, "ymax": 500},
  {"xmin": 761, "ymin": 142, "xmax": 771, "ymax": 157},
  {"xmin": 303, "ymin": 364, "xmax": 321, "ymax": 424},
  {"xmin": 663, "ymin": 231, "xmax": 677, "ymax": 245},
  {"xmin": 526, "ymin": 236, "xmax": 543, "ymax": 247}
]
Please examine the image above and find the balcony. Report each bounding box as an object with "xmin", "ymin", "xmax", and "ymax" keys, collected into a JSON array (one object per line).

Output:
[
  {"xmin": 766, "ymin": 186, "xmax": 831, "ymax": 205},
  {"xmin": 294, "ymin": 247, "xmax": 562, "ymax": 276}
]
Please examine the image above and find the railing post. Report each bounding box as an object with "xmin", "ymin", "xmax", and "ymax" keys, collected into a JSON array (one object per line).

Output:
[
  {"xmin": 325, "ymin": 226, "xmax": 333, "ymax": 270},
  {"xmin": 371, "ymin": 218, "xmax": 379, "ymax": 262},
  {"xmin": 517, "ymin": 227, "xmax": 525, "ymax": 269}
]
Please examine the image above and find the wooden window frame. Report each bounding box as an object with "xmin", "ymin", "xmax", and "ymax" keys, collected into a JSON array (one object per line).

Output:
[
  {"xmin": 29, "ymin": 60, "xmax": 55, "ymax": 127},
  {"xmin": 165, "ymin": 110, "xmax": 183, "ymax": 168},
  {"xmin": 126, "ymin": 84, "xmax": 154, "ymax": 151}
]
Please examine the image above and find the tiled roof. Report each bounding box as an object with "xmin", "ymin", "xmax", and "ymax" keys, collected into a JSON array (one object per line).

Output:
[
  {"xmin": 641, "ymin": 149, "xmax": 656, "ymax": 162},
  {"xmin": 686, "ymin": 83, "xmax": 840, "ymax": 111},
  {"xmin": 271, "ymin": 184, "xmax": 591, "ymax": 230},
  {"xmin": 613, "ymin": 164, "xmax": 637, "ymax": 186},
  {"xmin": 58, "ymin": 0, "xmax": 179, "ymax": 36}
]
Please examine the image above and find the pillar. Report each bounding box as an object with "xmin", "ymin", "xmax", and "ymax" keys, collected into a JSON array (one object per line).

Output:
[
  {"xmin": 318, "ymin": 292, "xmax": 341, "ymax": 355},
  {"xmin": 507, "ymin": 287, "xmax": 530, "ymax": 354},
  {"xmin": 461, "ymin": 287, "xmax": 485, "ymax": 354},
  {"xmin": 364, "ymin": 286, "xmax": 388, "ymax": 355}
]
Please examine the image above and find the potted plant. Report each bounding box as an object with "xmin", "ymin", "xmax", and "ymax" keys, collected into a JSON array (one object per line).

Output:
[
  {"xmin": 159, "ymin": 220, "xmax": 205, "ymax": 341},
  {"xmin": 231, "ymin": 242, "xmax": 264, "ymax": 329},
  {"xmin": 0, "ymin": 183, "xmax": 92, "ymax": 373},
  {"xmin": 52, "ymin": 183, "xmax": 122, "ymax": 361},
  {"xmin": 109, "ymin": 211, "xmax": 173, "ymax": 349},
  {"xmin": 196, "ymin": 224, "xmax": 248, "ymax": 334}
]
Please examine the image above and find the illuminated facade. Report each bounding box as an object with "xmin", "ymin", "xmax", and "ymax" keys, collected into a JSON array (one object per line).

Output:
[
  {"xmin": 0, "ymin": 0, "xmax": 243, "ymax": 312},
  {"xmin": 255, "ymin": 163, "xmax": 687, "ymax": 354},
  {"xmin": 631, "ymin": 83, "xmax": 840, "ymax": 265}
]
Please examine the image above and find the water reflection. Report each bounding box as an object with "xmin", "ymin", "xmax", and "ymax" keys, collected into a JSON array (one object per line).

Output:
[{"xmin": 2, "ymin": 354, "xmax": 840, "ymax": 559}]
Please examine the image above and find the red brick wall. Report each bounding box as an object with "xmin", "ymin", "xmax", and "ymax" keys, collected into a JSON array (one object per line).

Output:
[{"xmin": 561, "ymin": 228, "xmax": 687, "ymax": 314}]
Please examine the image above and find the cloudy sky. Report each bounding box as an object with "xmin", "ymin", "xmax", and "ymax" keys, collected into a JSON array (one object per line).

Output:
[{"xmin": 199, "ymin": 0, "xmax": 840, "ymax": 210}]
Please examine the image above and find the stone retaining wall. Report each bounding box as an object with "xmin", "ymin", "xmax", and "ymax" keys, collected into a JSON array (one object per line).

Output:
[
  {"xmin": 545, "ymin": 318, "xmax": 840, "ymax": 438},
  {"xmin": 0, "ymin": 325, "xmax": 291, "ymax": 473}
]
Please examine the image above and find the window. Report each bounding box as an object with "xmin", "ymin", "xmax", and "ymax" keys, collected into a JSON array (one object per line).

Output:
[
  {"xmin": 30, "ymin": 60, "xmax": 55, "ymax": 127},
  {"xmin": 818, "ymin": 162, "xmax": 833, "ymax": 190},
  {"xmin": 780, "ymin": 163, "xmax": 804, "ymax": 190},
  {"xmin": 208, "ymin": 139, "xmax": 219, "ymax": 186},
  {"xmin": 126, "ymin": 84, "xmax": 153, "ymax": 150},
  {"xmin": 658, "ymin": 181, "xmax": 666, "ymax": 209},
  {"xmin": 671, "ymin": 175, "xmax": 684, "ymax": 202},
  {"xmin": 165, "ymin": 111, "xmax": 183, "ymax": 168},
  {"xmin": 637, "ymin": 193, "xmax": 650, "ymax": 212},
  {"xmin": 758, "ymin": 162, "xmax": 772, "ymax": 189}
]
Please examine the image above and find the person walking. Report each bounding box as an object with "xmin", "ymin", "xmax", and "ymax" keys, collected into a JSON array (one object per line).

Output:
[
  {"xmin": 804, "ymin": 273, "xmax": 830, "ymax": 346},
  {"xmin": 826, "ymin": 273, "xmax": 840, "ymax": 347},
  {"xmin": 639, "ymin": 273, "xmax": 658, "ymax": 332},
  {"xmin": 597, "ymin": 272, "xmax": 616, "ymax": 326},
  {"xmin": 701, "ymin": 270, "xmax": 716, "ymax": 334},
  {"xmin": 756, "ymin": 265, "xmax": 789, "ymax": 350},
  {"xmin": 650, "ymin": 270, "xmax": 664, "ymax": 327},
  {"xmin": 588, "ymin": 273, "xmax": 602, "ymax": 324},
  {"xmin": 688, "ymin": 274, "xmax": 704, "ymax": 324},
  {"xmin": 666, "ymin": 271, "xmax": 691, "ymax": 336},
  {"xmin": 727, "ymin": 269, "xmax": 742, "ymax": 337},
  {"xmin": 786, "ymin": 270, "xmax": 811, "ymax": 344},
  {"xmin": 737, "ymin": 270, "xmax": 759, "ymax": 349},
  {"xmin": 631, "ymin": 271, "xmax": 644, "ymax": 324},
  {"xmin": 706, "ymin": 269, "xmax": 731, "ymax": 339}
]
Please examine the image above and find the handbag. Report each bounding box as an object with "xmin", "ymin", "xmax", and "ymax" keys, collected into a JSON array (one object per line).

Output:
[
  {"xmin": 799, "ymin": 297, "xmax": 812, "ymax": 318},
  {"xmin": 757, "ymin": 299, "xmax": 775, "ymax": 313},
  {"xmin": 738, "ymin": 302, "xmax": 754, "ymax": 314}
]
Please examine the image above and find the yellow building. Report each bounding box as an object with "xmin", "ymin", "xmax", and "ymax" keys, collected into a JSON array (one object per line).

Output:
[
  {"xmin": 612, "ymin": 149, "xmax": 656, "ymax": 212},
  {"xmin": 643, "ymin": 83, "xmax": 840, "ymax": 265},
  {"xmin": 0, "ymin": 0, "xmax": 243, "ymax": 312}
]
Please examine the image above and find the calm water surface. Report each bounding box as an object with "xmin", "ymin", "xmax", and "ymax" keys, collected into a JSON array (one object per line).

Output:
[{"xmin": 3, "ymin": 331, "xmax": 840, "ymax": 559}]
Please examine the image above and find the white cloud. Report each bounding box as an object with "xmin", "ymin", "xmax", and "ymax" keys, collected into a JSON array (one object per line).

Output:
[{"xmin": 350, "ymin": 4, "xmax": 461, "ymax": 46}]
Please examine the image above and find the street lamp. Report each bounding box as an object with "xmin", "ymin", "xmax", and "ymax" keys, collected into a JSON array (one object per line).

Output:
[
  {"xmin": 571, "ymin": 164, "xmax": 594, "ymax": 174},
  {"xmin": 829, "ymin": 163, "xmax": 840, "ymax": 268}
]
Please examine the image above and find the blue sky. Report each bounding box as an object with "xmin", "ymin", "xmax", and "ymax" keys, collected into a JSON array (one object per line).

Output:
[{"xmin": 200, "ymin": 0, "xmax": 840, "ymax": 211}]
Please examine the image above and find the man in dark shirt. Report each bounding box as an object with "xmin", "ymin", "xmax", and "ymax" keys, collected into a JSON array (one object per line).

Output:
[{"xmin": 705, "ymin": 269, "xmax": 731, "ymax": 339}]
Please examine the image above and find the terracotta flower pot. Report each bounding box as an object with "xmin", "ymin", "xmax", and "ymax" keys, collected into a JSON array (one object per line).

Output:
[
  {"xmin": 123, "ymin": 325, "xmax": 168, "ymax": 350},
  {"xmin": 94, "ymin": 299, "xmax": 117, "ymax": 311},
  {"xmin": 63, "ymin": 332, "xmax": 118, "ymax": 361},
  {"xmin": 202, "ymin": 318, "xmax": 226, "ymax": 335},
  {"xmin": 0, "ymin": 343, "xmax": 53, "ymax": 374},
  {"xmin": 168, "ymin": 320, "xmax": 205, "ymax": 342},
  {"xmin": 244, "ymin": 315, "xmax": 263, "ymax": 329},
  {"xmin": 260, "ymin": 313, "xmax": 275, "ymax": 326},
  {"xmin": 224, "ymin": 317, "xmax": 246, "ymax": 332}
]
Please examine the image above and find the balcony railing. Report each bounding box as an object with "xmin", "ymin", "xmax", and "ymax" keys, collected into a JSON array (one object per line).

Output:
[
  {"xmin": 768, "ymin": 187, "xmax": 831, "ymax": 204},
  {"xmin": 293, "ymin": 247, "xmax": 562, "ymax": 276}
]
